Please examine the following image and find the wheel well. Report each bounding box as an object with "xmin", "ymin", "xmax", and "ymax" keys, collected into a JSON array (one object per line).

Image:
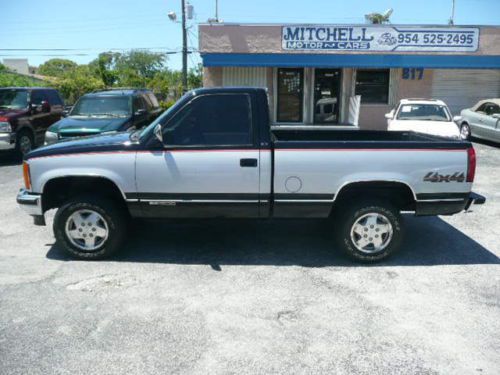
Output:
[
  {"xmin": 16, "ymin": 126, "xmax": 34, "ymax": 138},
  {"xmin": 42, "ymin": 176, "xmax": 128, "ymax": 213},
  {"xmin": 333, "ymin": 181, "xmax": 415, "ymax": 212}
]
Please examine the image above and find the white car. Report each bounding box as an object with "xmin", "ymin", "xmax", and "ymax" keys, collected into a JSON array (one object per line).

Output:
[
  {"xmin": 385, "ymin": 99, "xmax": 460, "ymax": 139},
  {"xmin": 456, "ymin": 99, "xmax": 500, "ymax": 142}
]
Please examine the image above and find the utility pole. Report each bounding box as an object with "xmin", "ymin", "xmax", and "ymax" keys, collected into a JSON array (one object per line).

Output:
[
  {"xmin": 181, "ymin": 0, "xmax": 188, "ymax": 93},
  {"xmin": 448, "ymin": 0, "xmax": 455, "ymax": 25},
  {"xmin": 215, "ymin": 0, "xmax": 219, "ymax": 22}
]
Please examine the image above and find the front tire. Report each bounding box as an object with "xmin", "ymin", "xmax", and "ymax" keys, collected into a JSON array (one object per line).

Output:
[
  {"xmin": 335, "ymin": 200, "xmax": 403, "ymax": 262},
  {"xmin": 15, "ymin": 130, "xmax": 34, "ymax": 158},
  {"xmin": 53, "ymin": 196, "xmax": 127, "ymax": 260}
]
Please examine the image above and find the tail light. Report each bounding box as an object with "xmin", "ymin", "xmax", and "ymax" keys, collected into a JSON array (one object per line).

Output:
[
  {"xmin": 466, "ymin": 147, "xmax": 476, "ymax": 183},
  {"xmin": 23, "ymin": 162, "xmax": 31, "ymax": 190}
]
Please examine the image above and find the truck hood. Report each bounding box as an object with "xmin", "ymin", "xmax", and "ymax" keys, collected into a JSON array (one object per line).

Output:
[
  {"xmin": 0, "ymin": 107, "xmax": 29, "ymax": 120},
  {"xmin": 388, "ymin": 120, "xmax": 460, "ymax": 138},
  {"xmin": 48, "ymin": 116, "xmax": 131, "ymax": 134},
  {"xmin": 26, "ymin": 132, "xmax": 139, "ymax": 160}
]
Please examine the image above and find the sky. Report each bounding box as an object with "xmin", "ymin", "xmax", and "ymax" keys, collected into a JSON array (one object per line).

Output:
[{"xmin": 1, "ymin": 0, "xmax": 499, "ymax": 70}]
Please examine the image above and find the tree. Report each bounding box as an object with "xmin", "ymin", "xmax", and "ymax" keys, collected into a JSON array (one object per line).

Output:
[
  {"xmin": 187, "ymin": 63, "xmax": 203, "ymax": 89},
  {"xmin": 52, "ymin": 65, "xmax": 104, "ymax": 104},
  {"xmin": 38, "ymin": 59, "xmax": 77, "ymax": 77},
  {"xmin": 89, "ymin": 52, "xmax": 119, "ymax": 86},
  {"xmin": 0, "ymin": 64, "xmax": 45, "ymax": 87}
]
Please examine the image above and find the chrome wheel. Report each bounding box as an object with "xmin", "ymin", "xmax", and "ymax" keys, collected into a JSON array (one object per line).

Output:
[
  {"xmin": 460, "ymin": 124, "xmax": 470, "ymax": 140},
  {"xmin": 350, "ymin": 213, "xmax": 393, "ymax": 254},
  {"xmin": 65, "ymin": 209, "xmax": 109, "ymax": 251},
  {"xmin": 19, "ymin": 135, "xmax": 32, "ymax": 155}
]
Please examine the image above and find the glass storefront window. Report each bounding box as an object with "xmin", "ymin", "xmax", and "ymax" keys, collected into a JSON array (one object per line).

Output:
[
  {"xmin": 314, "ymin": 69, "xmax": 341, "ymax": 124},
  {"xmin": 355, "ymin": 69, "xmax": 390, "ymax": 104},
  {"xmin": 277, "ymin": 68, "xmax": 303, "ymax": 122}
]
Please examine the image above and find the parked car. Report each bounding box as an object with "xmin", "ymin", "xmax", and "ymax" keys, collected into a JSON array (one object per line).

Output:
[
  {"xmin": 456, "ymin": 99, "xmax": 500, "ymax": 142},
  {"xmin": 0, "ymin": 87, "xmax": 64, "ymax": 157},
  {"xmin": 18, "ymin": 88, "xmax": 485, "ymax": 262},
  {"xmin": 44, "ymin": 89, "xmax": 162, "ymax": 145},
  {"xmin": 386, "ymin": 99, "xmax": 460, "ymax": 139}
]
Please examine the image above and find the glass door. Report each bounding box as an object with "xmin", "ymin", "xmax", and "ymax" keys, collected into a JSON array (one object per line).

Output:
[
  {"xmin": 313, "ymin": 69, "xmax": 341, "ymax": 124},
  {"xmin": 277, "ymin": 68, "xmax": 304, "ymax": 123}
]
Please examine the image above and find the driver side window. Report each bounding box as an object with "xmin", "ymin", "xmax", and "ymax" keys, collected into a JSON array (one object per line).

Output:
[{"xmin": 163, "ymin": 94, "xmax": 253, "ymax": 147}]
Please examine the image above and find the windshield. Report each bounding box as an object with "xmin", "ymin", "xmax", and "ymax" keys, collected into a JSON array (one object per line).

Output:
[
  {"xmin": 137, "ymin": 92, "xmax": 192, "ymax": 142},
  {"xmin": 0, "ymin": 89, "xmax": 29, "ymax": 109},
  {"xmin": 397, "ymin": 104, "xmax": 450, "ymax": 122},
  {"xmin": 70, "ymin": 96, "xmax": 131, "ymax": 117}
]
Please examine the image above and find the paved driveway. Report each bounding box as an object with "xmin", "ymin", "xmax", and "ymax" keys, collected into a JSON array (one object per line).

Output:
[{"xmin": 0, "ymin": 142, "xmax": 499, "ymax": 374}]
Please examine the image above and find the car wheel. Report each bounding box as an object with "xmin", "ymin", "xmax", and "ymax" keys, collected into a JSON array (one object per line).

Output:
[
  {"xmin": 336, "ymin": 200, "xmax": 403, "ymax": 262},
  {"xmin": 15, "ymin": 130, "xmax": 34, "ymax": 158},
  {"xmin": 53, "ymin": 196, "xmax": 127, "ymax": 260},
  {"xmin": 460, "ymin": 123, "xmax": 471, "ymax": 141}
]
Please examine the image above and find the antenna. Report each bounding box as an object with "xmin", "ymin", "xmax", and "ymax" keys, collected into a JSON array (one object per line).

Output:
[{"xmin": 383, "ymin": 8, "xmax": 393, "ymax": 18}]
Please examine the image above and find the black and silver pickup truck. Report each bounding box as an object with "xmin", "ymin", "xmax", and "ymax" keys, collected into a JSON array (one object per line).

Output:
[{"xmin": 17, "ymin": 87, "xmax": 485, "ymax": 262}]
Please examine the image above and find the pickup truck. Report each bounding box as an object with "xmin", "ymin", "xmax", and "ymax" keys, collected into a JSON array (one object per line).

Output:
[{"xmin": 17, "ymin": 87, "xmax": 485, "ymax": 262}]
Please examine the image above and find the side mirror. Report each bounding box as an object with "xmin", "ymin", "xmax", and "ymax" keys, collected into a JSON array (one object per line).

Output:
[
  {"xmin": 62, "ymin": 106, "xmax": 73, "ymax": 117},
  {"xmin": 41, "ymin": 100, "xmax": 51, "ymax": 113},
  {"xmin": 134, "ymin": 108, "xmax": 147, "ymax": 117},
  {"xmin": 453, "ymin": 115, "xmax": 462, "ymax": 123},
  {"xmin": 154, "ymin": 123, "xmax": 163, "ymax": 144},
  {"xmin": 385, "ymin": 111, "xmax": 394, "ymax": 120}
]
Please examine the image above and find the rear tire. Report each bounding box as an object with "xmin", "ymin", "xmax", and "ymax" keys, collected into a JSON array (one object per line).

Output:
[
  {"xmin": 53, "ymin": 196, "xmax": 127, "ymax": 260},
  {"xmin": 335, "ymin": 199, "xmax": 403, "ymax": 262},
  {"xmin": 460, "ymin": 123, "xmax": 471, "ymax": 141}
]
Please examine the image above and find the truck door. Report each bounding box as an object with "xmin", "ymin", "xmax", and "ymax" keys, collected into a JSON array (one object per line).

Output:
[{"xmin": 135, "ymin": 93, "xmax": 261, "ymax": 218}]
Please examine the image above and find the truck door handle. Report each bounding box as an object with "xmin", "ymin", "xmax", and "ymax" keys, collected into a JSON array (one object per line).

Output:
[{"xmin": 240, "ymin": 158, "xmax": 258, "ymax": 167}]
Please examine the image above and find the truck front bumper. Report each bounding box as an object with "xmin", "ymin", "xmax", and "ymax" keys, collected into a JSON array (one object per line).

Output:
[
  {"xmin": 0, "ymin": 132, "xmax": 16, "ymax": 150},
  {"xmin": 17, "ymin": 189, "xmax": 42, "ymax": 216}
]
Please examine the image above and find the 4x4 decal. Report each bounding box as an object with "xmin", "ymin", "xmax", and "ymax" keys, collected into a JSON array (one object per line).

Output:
[{"xmin": 423, "ymin": 172, "xmax": 465, "ymax": 183}]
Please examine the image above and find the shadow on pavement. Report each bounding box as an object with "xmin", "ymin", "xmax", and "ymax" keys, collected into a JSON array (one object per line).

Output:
[
  {"xmin": 473, "ymin": 138, "xmax": 500, "ymax": 149},
  {"xmin": 0, "ymin": 152, "xmax": 21, "ymax": 167},
  {"xmin": 46, "ymin": 215, "xmax": 499, "ymax": 267}
]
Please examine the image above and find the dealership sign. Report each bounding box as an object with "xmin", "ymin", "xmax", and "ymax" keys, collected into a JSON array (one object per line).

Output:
[{"xmin": 282, "ymin": 26, "xmax": 479, "ymax": 52}]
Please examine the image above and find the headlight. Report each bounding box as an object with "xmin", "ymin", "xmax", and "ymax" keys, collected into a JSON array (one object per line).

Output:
[
  {"xmin": 0, "ymin": 121, "xmax": 12, "ymax": 133},
  {"xmin": 44, "ymin": 131, "xmax": 58, "ymax": 145}
]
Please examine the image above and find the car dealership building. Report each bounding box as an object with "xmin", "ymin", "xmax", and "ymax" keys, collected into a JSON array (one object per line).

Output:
[{"xmin": 199, "ymin": 23, "xmax": 500, "ymax": 130}]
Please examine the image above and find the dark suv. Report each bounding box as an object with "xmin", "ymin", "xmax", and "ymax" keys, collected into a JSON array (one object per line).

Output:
[
  {"xmin": 44, "ymin": 89, "xmax": 162, "ymax": 144},
  {"xmin": 0, "ymin": 87, "xmax": 64, "ymax": 156}
]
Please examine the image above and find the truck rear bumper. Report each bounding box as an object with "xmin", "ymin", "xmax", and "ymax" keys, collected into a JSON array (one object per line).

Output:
[
  {"xmin": 0, "ymin": 132, "xmax": 16, "ymax": 150},
  {"xmin": 415, "ymin": 192, "xmax": 485, "ymax": 216}
]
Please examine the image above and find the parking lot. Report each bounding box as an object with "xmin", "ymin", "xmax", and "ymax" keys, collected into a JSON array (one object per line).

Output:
[{"xmin": 0, "ymin": 141, "xmax": 498, "ymax": 374}]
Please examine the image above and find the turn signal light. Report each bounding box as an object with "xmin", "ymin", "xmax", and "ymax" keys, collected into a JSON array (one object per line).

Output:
[
  {"xmin": 23, "ymin": 162, "xmax": 31, "ymax": 190},
  {"xmin": 466, "ymin": 147, "xmax": 476, "ymax": 183}
]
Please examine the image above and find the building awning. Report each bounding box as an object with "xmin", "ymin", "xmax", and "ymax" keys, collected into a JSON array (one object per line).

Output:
[{"xmin": 202, "ymin": 53, "xmax": 500, "ymax": 69}]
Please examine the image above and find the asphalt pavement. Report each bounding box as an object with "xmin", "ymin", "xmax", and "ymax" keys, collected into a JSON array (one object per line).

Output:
[{"xmin": 0, "ymin": 141, "xmax": 499, "ymax": 374}]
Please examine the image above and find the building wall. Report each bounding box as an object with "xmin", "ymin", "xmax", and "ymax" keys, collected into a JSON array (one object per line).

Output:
[
  {"xmin": 203, "ymin": 66, "xmax": 223, "ymax": 87},
  {"xmin": 2, "ymin": 58, "xmax": 29, "ymax": 75},
  {"xmin": 199, "ymin": 25, "xmax": 500, "ymax": 56}
]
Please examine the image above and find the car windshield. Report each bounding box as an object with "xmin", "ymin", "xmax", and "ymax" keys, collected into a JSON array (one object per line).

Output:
[
  {"xmin": 397, "ymin": 104, "xmax": 450, "ymax": 121},
  {"xmin": 0, "ymin": 89, "xmax": 29, "ymax": 109},
  {"xmin": 70, "ymin": 96, "xmax": 131, "ymax": 117}
]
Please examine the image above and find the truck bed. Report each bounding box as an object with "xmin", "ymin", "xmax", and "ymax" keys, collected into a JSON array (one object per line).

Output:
[{"xmin": 271, "ymin": 129, "xmax": 468, "ymax": 149}]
